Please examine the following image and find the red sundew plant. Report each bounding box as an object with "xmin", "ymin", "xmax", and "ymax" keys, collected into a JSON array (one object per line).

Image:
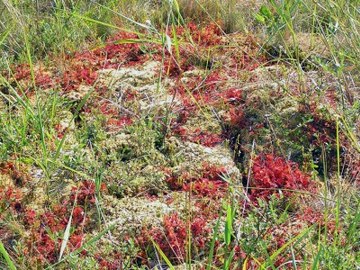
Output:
[
  {"xmin": 162, "ymin": 23, "xmax": 224, "ymax": 76},
  {"xmin": 95, "ymin": 251, "xmax": 123, "ymax": 270},
  {"xmin": 6, "ymin": 30, "xmax": 151, "ymax": 95},
  {"xmin": 176, "ymin": 127, "xmax": 223, "ymax": 147},
  {"xmin": 139, "ymin": 213, "xmax": 210, "ymax": 264},
  {"xmin": 123, "ymin": 88, "xmax": 139, "ymax": 101},
  {"xmin": 0, "ymin": 187, "xmax": 23, "ymax": 212},
  {"xmin": 164, "ymin": 25, "xmax": 225, "ymax": 75},
  {"xmin": 228, "ymin": 107, "xmax": 246, "ymax": 127},
  {"xmin": 174, "ymin": 71, "xmax": 226, "ymax": 107},
  {"xmin": 99, "ymin": 101, "xmax": 119, "ymax": 116},
  {"xmin": 154, "ymin": 213, "xmax": 187, "ymax": 260},
  {"xmin": 0, "ymin": 162, "xmax": 29, "ymax": 187},
  {"xmin": 41, "ymin": 210, "xmax": 67, "ymax": 233},
  {"xmin": 106, "ymin": 117, "xmax": 133, "ymax": 131},
  {"xmin": 238, "ymin": 52, "xmax": 263, "ymax": 71},
  {"xmin": 70, "ymin": 180, "xmax": 97, "ymax": 205},
  {"xmin": 72, "ymin": 31, "xmax": 144, "ymax": 69},
  {"xmin": 8, "ymin": 65, "xmax": 55, "ymax": 91},
  {"xmin": 72, "ymin": 206, "xmax": 86, "ymax": 225},
  {"xmin": 297, "ymin": 207, "xmax": 337, "ymax": 234},
  {"xmin": 349, "ymin": 158, "xmax": 360, "ymax": 185},
  {"xmin": 35, "ymin": 70, "xmax": 56, "ymax": 89},
  {"xmin": 165, "ymin": 163, "xmax": 228, "ymax": 199},
  {"xmin": 54, "ymin": 123, "xmax": 66, "ymax": 139},
  {"xmin": 201, "ymin": 163, "xmax": 227, "ymax": 180},
  {"xmin": 24, "ymin": 208, "xmax": 37, "ymax": 225},
  {"xmin": 298, "ymin": 103, "xmax": 336, "ymax": 147},
  {"xmin": 203, "ymin": 72, "xmax": 223, "ymax": 92},
  {"xmin": 60, "ymin": 66, "xmax": 97, "ymax": 92},
  {"xmin": 25, "ymin": 187, "xmax": 95, "ymax": 264},
  {"xmin": 30, "ymin": 228, "xmax": 85, "ymax": 264},
  {"xmin": 189, "ymin": 131, "xmax": 223, "ymax": 147},
  {"xmin": 221, "ymin": 88, "xmax": 243, "ymax": 104},
  {"xmin": 165, "ymin": 169, "xmax": 190, "ymax": 190},
  {"xmin": 69, "ymin": 232, "xmax": 84, "ymax": 250},
  {"xmin": 306, "ymin": 115, "xmax": 336, "ymax": 146},
  {"xmin": 26, "ymin": 209, "xmax": 66, "ymax": 263},
  {"xmin": 163, "ymin": 49, "xmax": 195, "ymax": 77},
  {"xmin": 169, "ymin": 107, "xmax": 194, "ymax": 135},
  {"xmin": 183, "ymin": 178, "xmax": 227, "ymax": 198},
  {"xmin": 250, "ymin": 154, "xmax": 314, "ymax": 201},
  {"xmin": 101, "ymin": 31, "xmax": 139, "ymax": 49},
  {"xmin": 32, "ymin": 233, "xmax": 59, "ymax": 263},
  {"xmin": 211, "ymin": 243, "xmax": 248, "ymax": 269},
  {"xmin": 20, "ymin": 181, "xmax": 102, "ymax": 265},
  {"xmin": 185, "ymin": 22, "xmax": 223, "ymax": 47},
  {"xmin": 13, "ymin": 64, "xmax": 31, "ymax": 81}
]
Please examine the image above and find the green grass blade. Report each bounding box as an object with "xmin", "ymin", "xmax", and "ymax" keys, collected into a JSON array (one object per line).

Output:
[
  {"xmin": 72, "ymin": 13, "xmax": 123, "ymax": 30},
  {"xmin": 206, "ymin": 218, "xmax": 220, "ymax": 270},
  {"xmin": 346, "ymin": 202, "xmax": 360, "ymax": 243},
  {"xmin": 0, "ymin": 241, "xmax": 17, "ymax": 270},
  {"xmin": 58, "ymin": 198, "xmax": 77, "ymax": 261},
  {"xmin": 150, "ymin": 239, "xmax": 175, "ymax": 270},
  {"xmin": 223, "ymin": 248, "xmax": 235, "ymax": 270},
  {"xmin": 47, "ymin": 224, "xmax": 114, "ymax": 269},
  {"xmin": 224, "ymin": 204, "xmax": 233, "ymax": 246},
  {"xmin": 0, "ymin": 25, "xmax": 13, "ymax": 46},
  {"xmin": 311, "ymin": 245, "xmax": 323, "ymax": 270},
  {"xmin": 53, "ymin": 85, "xmax": 95, "ymax": 161},
  {"xmin": 261, "ymin": 224, "xmax": 315, "ymax": 268}
]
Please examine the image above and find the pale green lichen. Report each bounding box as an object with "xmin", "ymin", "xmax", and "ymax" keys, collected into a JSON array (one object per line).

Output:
[{"xmin": 102, "ymin": 195, "xmax": 174, "ymax": 237}]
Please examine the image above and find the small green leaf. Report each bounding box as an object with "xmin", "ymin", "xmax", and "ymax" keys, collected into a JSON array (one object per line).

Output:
[
  {"xmin": 255, "ymin": 14, "xmax": 266, "ymax": 24},
  {"xmin": 224, "ymin": 204, "xmax": 233, "ymax": 246},
  {"xmin": 260, "ymin": 6, "xmax": 273, "ymax": 19}
]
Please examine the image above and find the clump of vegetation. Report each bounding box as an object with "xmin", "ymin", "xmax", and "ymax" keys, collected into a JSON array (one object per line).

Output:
[{"xmin": 0, "ymin": 0, "xmax": 359, "ymax": 269}]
